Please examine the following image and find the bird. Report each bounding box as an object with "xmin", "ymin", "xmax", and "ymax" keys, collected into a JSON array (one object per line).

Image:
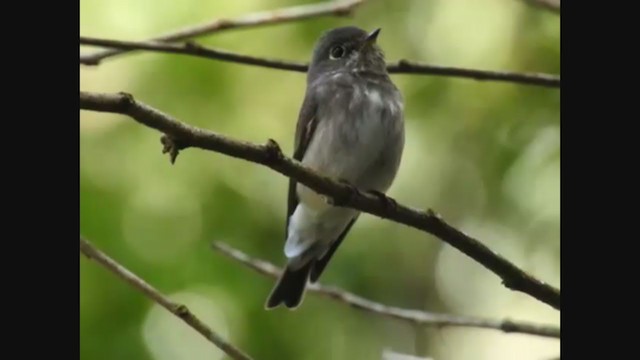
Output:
[{"xmin": 265, "ymin": 26, "xmax": 405, "ymax": 309}]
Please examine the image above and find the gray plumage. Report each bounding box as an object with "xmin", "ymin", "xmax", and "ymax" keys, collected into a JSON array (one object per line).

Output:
[{"xmin": 266, "ymin": 26, "xmax": 405, "ymax": 309}]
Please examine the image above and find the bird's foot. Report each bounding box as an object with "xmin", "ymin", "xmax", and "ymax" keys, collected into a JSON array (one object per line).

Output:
[{"xmin": 328, "ymin": 178, "xmax": 360, "ymax": 206}]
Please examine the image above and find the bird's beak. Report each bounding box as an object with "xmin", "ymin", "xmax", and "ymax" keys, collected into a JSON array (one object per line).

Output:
[{"xmin": 360, "ymin": 28, "xmax": 381, "ymax": 51}]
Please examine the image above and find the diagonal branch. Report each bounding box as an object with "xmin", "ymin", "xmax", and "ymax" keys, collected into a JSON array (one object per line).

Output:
[
  {"xmin": 79, "ymin": 0, "xmax": 366, "ymax": 65},
  {"xmin": 79, "ymin": 237, "xmax": 253, "ymax": 360},
  {"xmin": 79, "ymin": 37, "xmax": 561, "ymax": 88},
  {"xmin": 212, "ymin": 242, "xmax": 561, "ymax": 338},
  {"xmin": 79, "ymin": 91, "xmax": 561, "ymax": 310}
]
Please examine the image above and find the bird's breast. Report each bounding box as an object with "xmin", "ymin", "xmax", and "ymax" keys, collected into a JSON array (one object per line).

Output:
[{"xmin": 299, "ymin": 80, "xmax": 404, "ymax": 206}]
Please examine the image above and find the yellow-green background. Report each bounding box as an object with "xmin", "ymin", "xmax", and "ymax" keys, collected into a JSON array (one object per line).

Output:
[{"xmin": 80, "ymin": 0, "xmax": 560, "ymax": 359}]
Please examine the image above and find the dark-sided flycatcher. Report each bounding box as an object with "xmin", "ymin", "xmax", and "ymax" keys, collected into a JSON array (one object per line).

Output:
[{"xmin": 266, "ymin": 26, "xmax": 405, "ymax": 309}]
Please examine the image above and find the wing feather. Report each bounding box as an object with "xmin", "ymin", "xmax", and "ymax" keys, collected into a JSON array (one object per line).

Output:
[{"xmin": 286, "ymin": 94, "xmax": 319, "ymax": 234}]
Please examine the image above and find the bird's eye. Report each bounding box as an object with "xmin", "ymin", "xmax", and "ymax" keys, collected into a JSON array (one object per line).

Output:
[{"xmin": 329, "ymin": 45, "xmax": 345, "ymax": 59}]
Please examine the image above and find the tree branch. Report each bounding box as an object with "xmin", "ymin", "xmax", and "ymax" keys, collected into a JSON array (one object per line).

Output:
[
  {"xmin": 80, "ymin": 36, "xmax": 306, "ymax": 72},
  {"xmin": 79, "ymin": 0, "xmax": 365, "ymax": 65},
  {"xmin": 79, "ymin": 91, "xmax": 561, "ymax": 310},
  {"xmin": 390, "ymin": 60, "xmax": 559, "ymax": 88},
  {"xmin": 79, "ymin": 37, "xmax": 560, "ymax": 88},
  {"xmin": 211, "ymin": 242, "xmax": 560, "ymax": 338},
  {"xmin": 79, "ymin": 237, "xmax": 253, "ymax": 360}
]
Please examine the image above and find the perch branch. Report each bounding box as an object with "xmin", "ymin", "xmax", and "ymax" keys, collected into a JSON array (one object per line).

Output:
[
  {"xmin": 79, "ymin": 237, "xmax": 253, "ymax": 360},
  {"xmin": 79, "ymin": 0, "xmax": 366, "ymax": 65},
  {"xmin": 79, "ymin": 37, "xmax": 560, "ymax": 88},
  {"xmin": 212, "ymin": 242, "xmax": 561, "ymax": 338},
  {"xmin": 79, "ymin": 91, "xmax": 561, "ymax": 310}
]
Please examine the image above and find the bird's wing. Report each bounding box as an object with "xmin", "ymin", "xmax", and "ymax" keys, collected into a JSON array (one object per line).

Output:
[
  {"xmin": 285, "ymin": 86, "xmax": 358, "ymax": 283},
  {"xmin": 286, "ymin": 93, "xmax": 319, "ymax": 234},
  {"xmin": 309, "ymin": 215, "xmax": 358, "ymax": 282}
]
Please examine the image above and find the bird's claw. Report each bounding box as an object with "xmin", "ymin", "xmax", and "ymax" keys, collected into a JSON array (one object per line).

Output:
[{"xmin": 328, "ymin": 178, "xmax": 360, "ymax": 206}]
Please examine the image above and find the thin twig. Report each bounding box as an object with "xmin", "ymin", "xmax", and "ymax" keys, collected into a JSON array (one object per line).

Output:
[
  {"xmin": 391, "ymin": 60, "xmax": 559, "ymax": 88},
  {"xmin": 80, "ymin": 37, "xmax": 306, "ymax": 72},
  {"xmin": 211, "ymin": 242, "xmax": 561, "ymax": 338},
  {"xmin": 79, "ymin": 91, "xmax": 561, "ymax": 310},
  {"xmin": 79, "ymin": 37, "xmax": 560, "ymax": 88},
  {"xmin": 79, "ymin": 0, "xmax": 365, "ymax": 65},
  {"xmin": 79, "ymin": 237, "xmax": 253, "ymax": 360},
  {"xmin": 521, "ymin": 0, "xmax": 560, "ymax": 14}
]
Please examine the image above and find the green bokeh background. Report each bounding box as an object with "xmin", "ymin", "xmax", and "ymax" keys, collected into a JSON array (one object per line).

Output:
[{"xmin": 80, "ymin": 0, "xmax": 560, "ymax": 359}]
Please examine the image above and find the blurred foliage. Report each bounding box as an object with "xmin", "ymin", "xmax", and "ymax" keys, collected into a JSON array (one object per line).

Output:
[{"xmin": 80, "ymin": 0, "xmax": 560, "ymax": 359}]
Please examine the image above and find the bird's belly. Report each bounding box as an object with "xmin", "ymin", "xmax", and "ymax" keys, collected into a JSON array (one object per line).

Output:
[{"xmin": 298, "ymin": 110, "xmax": 399, "ymax": 210}]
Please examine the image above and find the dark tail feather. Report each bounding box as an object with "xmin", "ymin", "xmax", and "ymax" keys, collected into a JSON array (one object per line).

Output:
[
  {"xmin": 265, "ymin": 261, "xmax": 313, "ymax": 309},
  {"xmin": 309, "ymin": 217, "xmax": 358, "ymax": 283}
]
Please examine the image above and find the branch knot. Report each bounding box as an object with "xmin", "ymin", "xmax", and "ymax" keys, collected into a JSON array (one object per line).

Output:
[
  {"xmin": 425, "ymin": 208, "xmax": 440, "ymax": 219},
  {"xmin": 174, "ymin": 304, "xmax": 190, "ymax": 318},
  {"xmin": 501, "ymin": 320, "xmax": 517, "ymax": 333},
  {"xmin": 264, "ymin": 139, "xmax": 283, "ymax": 162},
  {"xmin": 161, "ymin": 135, "xmax": 188, "ymax": 164},
  {"xmin": 117, "ymin": 92, "xmax": 134, "ymax": 110},
  {"xmin": 184, "ymin": 41, "xmax": 200, "ymax": 50}
]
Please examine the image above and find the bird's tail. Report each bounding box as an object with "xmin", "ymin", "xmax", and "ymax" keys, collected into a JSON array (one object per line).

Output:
[{"xmin": 265, "ymin": 261, "xmax": 313, "ymax": 310}]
